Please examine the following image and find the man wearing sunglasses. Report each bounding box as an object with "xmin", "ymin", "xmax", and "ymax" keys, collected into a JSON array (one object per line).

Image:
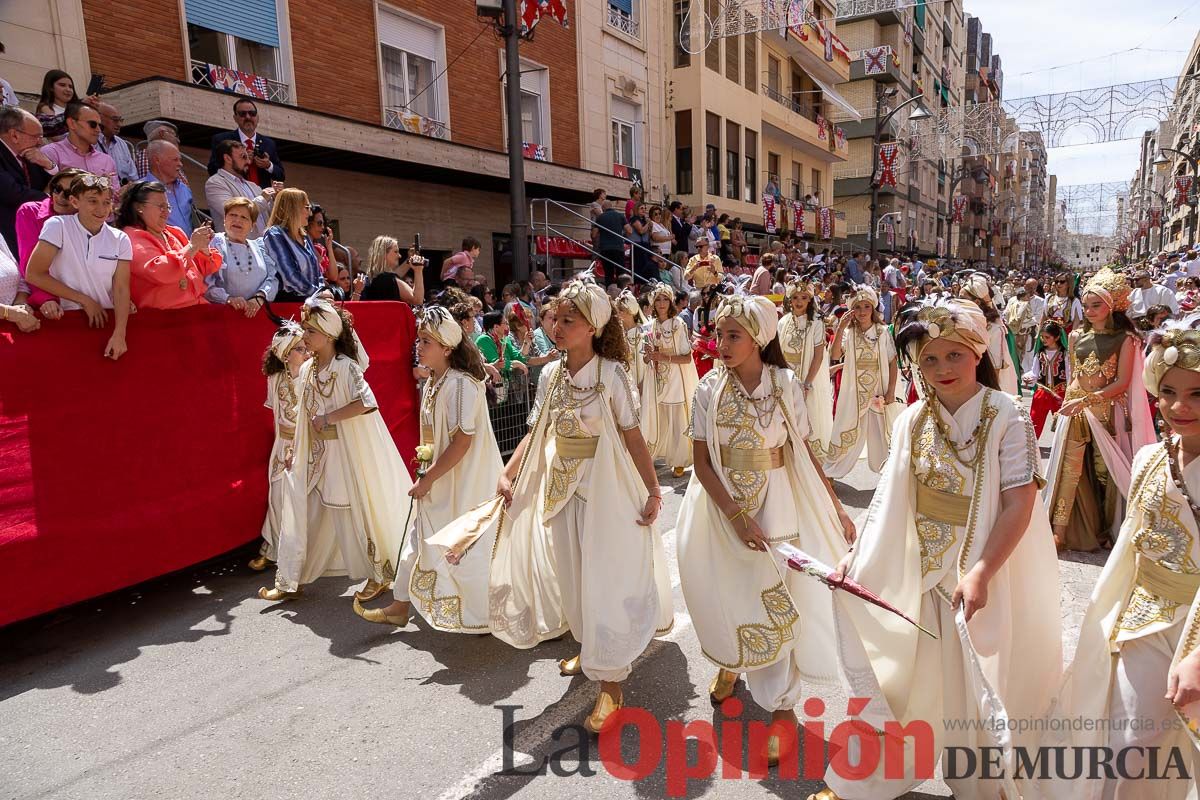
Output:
[
  {"xmin": 38, "ymin": 101, "xmax": 118, "ymax": 191},
  {"xmin": 205, "ymin": 98, "xmax": 283, "ymax": 189}
]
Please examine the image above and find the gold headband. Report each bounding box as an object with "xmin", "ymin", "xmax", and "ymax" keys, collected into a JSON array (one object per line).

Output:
[{"xmin": 1145, "ymin": 324, "xmax": 1200, "ymax": 394}]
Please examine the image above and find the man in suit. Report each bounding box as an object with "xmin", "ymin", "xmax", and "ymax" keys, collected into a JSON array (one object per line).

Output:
[
  {"xmin": 206, "ymin": 98, "xmax": 284, "ymax": 189},
  {"xmin": 0, "ymin": 106, "xmax": 52, "ymax": 252}
]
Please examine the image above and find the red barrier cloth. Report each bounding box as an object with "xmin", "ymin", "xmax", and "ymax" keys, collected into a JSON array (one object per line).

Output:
[{"xmin": 0, "ymin": 302, "xmax": 418, "ymax": 627}]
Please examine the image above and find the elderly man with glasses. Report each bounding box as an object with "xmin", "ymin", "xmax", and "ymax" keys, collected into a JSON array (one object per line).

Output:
[
  {"xmin": 96, "ymin": 102, "xmax": 138, "ymax": 184},
  {"xmin": 38, "ymin": 100, "xmax": 119, "ymax": 190},
  {"xmin": 0, "ymin": 106, "xmax": 53, "ymax": 252}
]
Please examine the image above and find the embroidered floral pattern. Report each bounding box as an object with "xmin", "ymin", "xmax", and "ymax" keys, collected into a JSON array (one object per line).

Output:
[
  {"xmin": 706, "ymin": 582, "xmax": 798, "ymax": 669},
  {"xmin": 714, "ymin": 376, "xmax": 770, "ymax": 515}
]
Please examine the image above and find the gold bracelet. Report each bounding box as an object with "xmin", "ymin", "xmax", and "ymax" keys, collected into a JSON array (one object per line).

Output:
[{"xmin": 727, "ymin": 507, "xmax": 747, "ymax": 525}]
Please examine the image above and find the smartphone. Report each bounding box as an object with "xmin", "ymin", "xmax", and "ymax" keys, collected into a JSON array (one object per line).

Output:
[
  {"xmin": 413, "ymin": 233, "xmax": 421, "ymax": 254},
  {"xmin": 86, "ymin": 74, "xmax": 105, "ymax": 95},
  {"xmin": 254, "ymin": 141, "xmax": 265, "ymax": 157}
]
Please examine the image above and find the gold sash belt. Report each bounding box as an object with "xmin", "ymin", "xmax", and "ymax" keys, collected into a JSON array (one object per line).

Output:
[
  {"xmin": 555, "ymin": 435, "xmax": 599, "ymax": 460},
  {"xmin": 719, "ymin": 445, "xmax": 785, "ymax": 471},
  {"xmin": 312, "ymin": 425, "xmax": 339, "ymax": 440},
  {"xmin": 1134, "ymin": 555, "xmax": 1200, "ymax": 605},
  {"xmin": 278, "ymin": 425, "xmax": 295, "ymax": 441},
  {"xmin": 915, "ymin": 481, "xmax": 971, "ymax": 526}
]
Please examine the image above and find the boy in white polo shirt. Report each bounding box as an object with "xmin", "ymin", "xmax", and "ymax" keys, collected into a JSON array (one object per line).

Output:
[{"xmin": 25, "ymin": 173, "xmax": 131, "ymax": 360}]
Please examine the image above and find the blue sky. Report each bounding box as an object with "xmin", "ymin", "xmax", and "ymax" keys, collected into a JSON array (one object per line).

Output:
[{"xmin": 964, "ymin": 0, "xmax": 1197, "ymax": 191}]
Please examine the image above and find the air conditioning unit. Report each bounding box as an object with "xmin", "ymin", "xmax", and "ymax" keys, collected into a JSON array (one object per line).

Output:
[{"xmin": 476, "ymin": 0, "xmax": 503, "ymax": 18}]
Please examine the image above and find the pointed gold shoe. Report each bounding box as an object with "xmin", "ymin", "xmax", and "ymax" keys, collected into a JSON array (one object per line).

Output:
[
  {"xmin": 354, "ymin": 579, "xmax": 390, "ymax": 602},
  {"xmin": 584, "ymin": 687, "xmax": 623, "ymax": 734},
  {"xmin": 559, "ymin": 654, "xmax": 583, "ymax": 676},
  {"xmin": 248, "ymin": 555, "xmax": 274, "ymax": 571},
  {"xmin": 672, "ymin": 466, "xmax": 686, "ymax": 477},
  {"xmin": 258, "ymin": 586, "xmax": 300, "ymax": 602},
  {"xmin": 806, "ymin": 789, "xmax": 842, "ymax": 800},
  {"xmin": 708, "ymin": 669, "xmax": 739, "ymax": 704},
  {"xmin": 352, "ymin": 598, "xmax": 411, "ymax": 626}
]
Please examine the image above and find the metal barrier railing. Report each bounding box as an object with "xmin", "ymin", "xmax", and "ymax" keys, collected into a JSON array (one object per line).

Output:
[
  {"xmin": 530, "ymin": 197, "xmax": 676, "ymax": 284},
  {"xmin": 487, "ymin": 372, "xmax": 533, "ymax": 458}
]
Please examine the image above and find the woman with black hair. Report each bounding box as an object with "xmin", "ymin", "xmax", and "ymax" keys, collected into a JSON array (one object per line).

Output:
[
  {"xmin": 1024, "ymin": 320, "xmax": 1068, "ymax": 438},
  {"xmin": 1046, "ymin": 271, "xmax": 1084, "ymax": 331},
  {"xmin": 809, "ymin": 299, "xmax": 1061, "ymax": 800},
  {"xmin": 1044, "ymin": 268, "xmax": 1157, "ymax": 552},
  {"xmin": 34, "ymin": 69, "xmax": 82, "ymax": 140}
]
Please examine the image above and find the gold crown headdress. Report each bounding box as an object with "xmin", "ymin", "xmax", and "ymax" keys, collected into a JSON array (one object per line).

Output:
[{"xmin": 1081, "ymin": 267, "xmax": 1132, "ymax": 313}]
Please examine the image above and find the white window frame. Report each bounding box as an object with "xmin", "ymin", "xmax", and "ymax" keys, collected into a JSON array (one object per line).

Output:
[
  {"xmin": 500, "ymin": 53, "xmax": 552, "ymax": 159},
  {"xmin": 180, "ymin": 0, "xmax": 294, "ymax": 102},
  {"xmin": 610, "ymin": 96, "xmax": 641, "ymax": 171},
  {"xmin": 376, "ymin": 4, "xmax": 451, "ymax": 133}
]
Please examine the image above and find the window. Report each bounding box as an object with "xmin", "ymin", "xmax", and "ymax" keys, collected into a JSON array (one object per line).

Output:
[
  {"xmin": 791, "ymin": 161, "xmax": 802, "ymax": 200},
  {"xmin": 705, "ymin": 0, "xmax": 720, "ymax": 72},
  {"xmin": 767, "ymin": 56, "xmax": 781, "ymax": 97},
  {"xmin": 676, "ymin": 110, "xmax": 693, "ymax": 195},
  {"xmin": 607, "ymin": 0, "xmax": 639, "ymax": 39},
  {"xmin": 725, "ymin": 30, "xmax": 739, "ymax": 83},
  {"xmin": 520, "ymin": 91, "xmax": 542, "ymax": 143},
  {"xmin": 187, "ymin": 23, "xmax": 286, "ymax": 100},
  {"xmin": 744, "ymin": 25, "xmax": 757, "ymax": 92},
  {"xmin": 379, "ymin": 9, "xmax": 448, "ymax": 136},
  {"xmin": 501, "ymin": 56, "xmax": 550, "ymax": 154},
  {"xmin": 811, "ymin": 168, "xmax": 823, "ymax": 202},
  {"xmin": 744, "ymin": 129, "xmax": 757, "ymax": 203},
  {"xmin": 612, "ymin": 97, "xmax": 640, "ymax": 169},
  {"xmin": 674, "ymin": 0, "xmax": 691, "ymax": 67},
  {"xmin": 705, "ymin": 112, "xmax": 721, "ymax": 196},
  {"xmin": 768, "ymin": 153, "xmax": 780, "ymax": 191},
  {"xmin": 726, "ymin": 120, "xmax": 740, "ymax": 200}
]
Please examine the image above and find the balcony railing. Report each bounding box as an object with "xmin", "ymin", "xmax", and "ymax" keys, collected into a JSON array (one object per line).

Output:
[
  {"xmin": 606, "ymin": 5, "xmax": 640, "ymax": 38},
  {"xmin": 837, "ymin": 0, "xmax": 899, "ymax": 19},
  {"xmin": 190, "ymin": 60, "xmax": 290, "ymax": 104},
  {"xmin": 384, "ymin": 107, "xmax": 450, "ymax": 140},
  {"xmin": 763, "ymin": 84, "xmax": 822, "ymax": 126}
]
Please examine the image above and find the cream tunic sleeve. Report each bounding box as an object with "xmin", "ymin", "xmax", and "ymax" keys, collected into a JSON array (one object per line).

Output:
[
  {"xmin": 880, "ymin": 326, "xmax": 897, "ymax": 362},
  {"xmin": 689, "ymin": 374, "xmax": 716, "ymax": 442},
  {"xmin": 609, "ymin": 362, "xmax": 642, "ymax": 431},
  {"xmin": 446, "ymin": 374, "xmax": 480, "ymax": 436},
  {"xmin": 347, "ymin": 359, "xmax": 379, "ymax": 411},
  {"xmin": 998, "ymin": 405, "xmax": 1040, "ymax": 492}
]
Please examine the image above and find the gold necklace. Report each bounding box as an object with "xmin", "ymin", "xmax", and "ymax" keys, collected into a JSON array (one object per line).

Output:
[{"xmin": 927, "ymin": 391, "xmax": 989, "ymax": 468}]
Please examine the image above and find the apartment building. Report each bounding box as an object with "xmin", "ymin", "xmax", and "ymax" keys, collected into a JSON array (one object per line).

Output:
[
  {"xmin": 831, "ymin": 0, "xmax": 965, "ymax": 256},
  {"xmin": 665, "ymin": 0, "xmax": 852, "ymax": 243},
  {"xmin": 3, "ymin": 0, "xmax": 647, "ymax": 283},
  {"xmin": 1155, "ymin": 30, "xmax": 1200, "ymax": 252},
  {"xmin": 956, "ymin": 14, "xmax": 1001, "ymax": 264}
]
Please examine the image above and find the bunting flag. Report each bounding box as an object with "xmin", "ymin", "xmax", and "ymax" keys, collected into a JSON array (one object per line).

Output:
[
  {"xmin": 885, "ymin": 220, "xmax": 895, "ymax": 248},
  {"xmin": 207, "ymin": 64, "xmax": 269, "ymax": 99},
  {"xmin": 1176, "ymin": 175, "xmax": 1194, "ymax": 208},
  {"xmin": 863, "ymin": 46, "xmax": 889, "ymax": 75},
  {"xmin": 817, "ymin": 115, "xmax": 828, "ymax": 141},
  {"xmin": 792, "ymin": 201, "xmax": 805, "ymax": 237},
  {"xmin": 1137, "ymin": 220, "xmax": 1149, "ymax": 238},
  {"xmin": 787, "ymin": 0, "xmax": 808, "ymax": 40},
  {"xmin": 903, "ymin": 11, "xmax": 913, "ymax": 44},
  {"xmin": 521, "ymin": 142, "xmax": 547, "ymax": 161},
  {"xmin": 818, "ymin": 206, "xmax": 834, "ymax": 239},
  {"xmin": 763, "ymin": 193, "xmax": 777, "ymax": 234},
  {"xmin": 822, "ymin": 21, "xmax": 834, "ymax": 61},
  {"xmin": 835, "ymin": 127, "xmax": 847, "ymax": 150},
  {"xmin": 936, "ymin": 235, "xmax": 944, "ymax": 256},
  {"xmin": 951, "ymin": 195, "xmax": 968, "ymax": 223},
  {"xmin": 1150, "ymin": 207, "xmax": 1163, "ymax": 228},
  {"xmin": 519, "ymin": 0, "xmax": 569, "ymax": 36},
  {"xmin": 878, "ymin": 143, "xmax": 899, "ymax": 187}
]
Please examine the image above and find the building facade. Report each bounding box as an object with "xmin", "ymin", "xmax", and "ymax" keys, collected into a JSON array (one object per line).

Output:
[
  {"xmin": 2, "ymin": 0, "xmax": 646, "ymax": 283},
  {"xmin": 831, "ymin": 0, "xmax": 966, "ymax": 257},
  {"xmin": 1151, "ymin": 31, "xmax": 1200, "ymax": 253}
]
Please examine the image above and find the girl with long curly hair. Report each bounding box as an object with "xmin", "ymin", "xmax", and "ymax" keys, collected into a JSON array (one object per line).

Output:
[{"xmin": 642, "ymin": 282, "xmax": 699, "ymax": 476}]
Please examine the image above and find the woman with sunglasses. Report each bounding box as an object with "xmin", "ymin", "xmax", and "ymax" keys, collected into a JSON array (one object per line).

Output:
[
  {"xmin": 1046, "ymin": 272, "xmax": 1083, "ymax": 331},
  {"xmin": 14, "ymin": 167, "xmax": 88, "ymax": 312},
  {"xmin": 116, "ymin": 180, "xmax": 221, "ymax": 310}
]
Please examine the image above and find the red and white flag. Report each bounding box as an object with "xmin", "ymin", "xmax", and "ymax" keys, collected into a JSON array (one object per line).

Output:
[{"xmin": 763, "ymin": 194, "xmax": 777, "ymax": 234}]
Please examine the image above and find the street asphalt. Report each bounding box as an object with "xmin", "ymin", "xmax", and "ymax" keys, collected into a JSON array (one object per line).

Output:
[{"xmin": 1, "ymin": 422, "xmax": 1101, "ymax": 800}]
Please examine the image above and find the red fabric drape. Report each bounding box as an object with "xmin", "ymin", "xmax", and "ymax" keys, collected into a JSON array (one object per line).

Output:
[{"xmin": 0, "ymin": 302, "xmax": 418, "ymax": 627}]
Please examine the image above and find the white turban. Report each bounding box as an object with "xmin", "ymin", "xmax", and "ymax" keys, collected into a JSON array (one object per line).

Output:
[
  {"xmin": 714, "ymin": 294, "xmax": 779, "ymax": 348},
  {"xmin": 962, "ymin": 272, "xmax": 992, "ymax": 303},
  {"xmin": 419, "ymin": 305, "xmax": 463, "ymax": 348},
  {"xmin": 559, "ymin": 277, "xmax": 612, "ymax": 330},
  {"xmin": 270, "ymin": 320, "xmax": 304, "ymax": 360},
  {"xmin": 904, "ymin": 299, "xmax": 990, "ymax": 361},
  {"xmin": 1144, "ymin": 313, "xmax": 1200, "ymax": 395},
  {"xmin": 614, "ymin": 289, "xmax": 644, "ymax": 323},
  {"xmin": 848, "ymin": 284, "xmax": 879, "ymax": 309},
  {"xmin": 302, "ymin": 296, "xmax": 343, "ymax": 340}
]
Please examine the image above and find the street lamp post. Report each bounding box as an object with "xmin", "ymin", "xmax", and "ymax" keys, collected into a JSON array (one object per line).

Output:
[{"xmin": 868, "ymin": 86, "xmax": 929, "ymax": 261}]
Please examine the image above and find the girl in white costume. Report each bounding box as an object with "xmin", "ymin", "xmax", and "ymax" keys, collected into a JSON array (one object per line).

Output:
[
  {"xmin": 484, "ymin": 278, "xmax": 673, "ymax": 733},
  {"xmin": 1037, "ymin": 317, "xmax": 1200, "ymax": 800},
  {"xmin": 960, "ymin": 272, "xmax": 1019, "ymax": 396},
  {"xmin": 1043, "ymin": 268, "xmax": 1157, "ymax": 552},
  {"xmin": 615, "ymin": 289, "xmax": 647, "ymax": 391},
  {"xmin": 260, "ymin": 298, "xmax": 414, "ymax": 602},
  {"xmin": 355, "ymin": 306, "xmax": 503, "ymax": 630},
  {"xmin": 776, "ymin": 279, "xmax": 834, "ymax": 449},
  {"xmin": 820, "ymin": 285, "xmax": 901, "ymax": 478},
  {"xmin": 678, "ymin": 294, "xmax": 855, "ymax": 766},
  {"xmin": 642, "ymin": 282, "xmax": 699, "ymax": 476},
  {"xmin": 249, "ymin": 321, "xmax": 310, "ymax": 572},
  {"xmin": 810, "ymin": 300, "xmax": 1062, "ymax": 800}
]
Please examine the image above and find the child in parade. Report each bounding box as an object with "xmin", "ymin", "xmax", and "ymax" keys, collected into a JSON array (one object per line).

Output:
[
  {"xmin": 678, "ymin": 293, "xmax": 855, "ymax": 766},
  {"xmin": 1039, "ymin": 315, "xmax": 1200, "ymax": 800},
  {"xmin": 810, "ymin": 299, "xmax": 1062, "ymax": 800},
  {"xmin": 776, "ymin": 279, "xmax": 834, "ymax": 449},
  {"xmin": 820, "ymin": 286, "xmax": 901, "ymax": 478},
  {"xmin": 642, "ymin": 282, "xmax": 700, "ymax": 476},
  {"xmin": 1024, "ymin": 320, "xmax": 1068, "ymax": 439},
  {"xmin": 477, "ymin": 277, "xmax": 674, "ymax": 733},
  {"xmin": 614, "ymin": 289, "xmax": 647, "ymax": 390},
  {"xmin": 960, "ymin": 272, "xmax": 1020, "ymax": 395},
  {"xmin": 260, "ymin": 297, "xmax": 413, "ymax": 603},
  {"xmin": 249, "ymin": 321, "xmax": 310, "ymax": 572},
  {"xmin": 355, "ymin": 307, "xmax": 503, "ymax": 630},
  {"xmin": 1044, "ymin": 268, "xmax": 1157, "ymax": 552}
]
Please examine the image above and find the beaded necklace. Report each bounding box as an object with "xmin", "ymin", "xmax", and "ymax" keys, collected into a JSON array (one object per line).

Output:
[
  {"xmin": 927, "ymin": 390, "xmax": 990, "ymax": 468},
  {"xmin": 729, "ymin": 366, "xmax": 781, "ymax": 428},
  {"xmin": 1166, "ymin": 436, "xmax": 1200, "ymax": 523}
]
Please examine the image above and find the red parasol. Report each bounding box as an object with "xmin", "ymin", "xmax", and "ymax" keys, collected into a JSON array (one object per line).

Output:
[{"xmin": 773, "ymin": 542, "xmax": 938, "ymax": 638}]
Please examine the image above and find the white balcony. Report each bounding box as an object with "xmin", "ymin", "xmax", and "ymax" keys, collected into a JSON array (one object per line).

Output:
[
  {"xmin": 384, "ymin": 107, "xmax": 450, "ymax": 141},
  {"xmin": 606, "ymin": 5, "xmax": 640, "ymax": 39}
]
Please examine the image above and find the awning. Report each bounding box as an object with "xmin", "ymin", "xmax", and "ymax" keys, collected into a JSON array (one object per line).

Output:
[{"xmin": 813, "ymin": 75, "xmax": 863, "ymax": 122}]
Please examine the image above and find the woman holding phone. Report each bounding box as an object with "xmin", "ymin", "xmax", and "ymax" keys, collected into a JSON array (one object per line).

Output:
[{"xmin": 360, "ymin": 235, "xmax": 426, "ymax": 305}]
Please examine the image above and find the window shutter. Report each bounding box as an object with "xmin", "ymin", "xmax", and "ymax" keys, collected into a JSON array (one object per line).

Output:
[
  {"xmin": 609, "ymin": 0, "xmax": 634, "ymax": 14},
  {"xmin": 186, "ymin": 0, "xmax": 280, "ymax": 48},
  {"xmin": 378, "ymin": 9, "xmax": 439, "ymax": 61}
]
